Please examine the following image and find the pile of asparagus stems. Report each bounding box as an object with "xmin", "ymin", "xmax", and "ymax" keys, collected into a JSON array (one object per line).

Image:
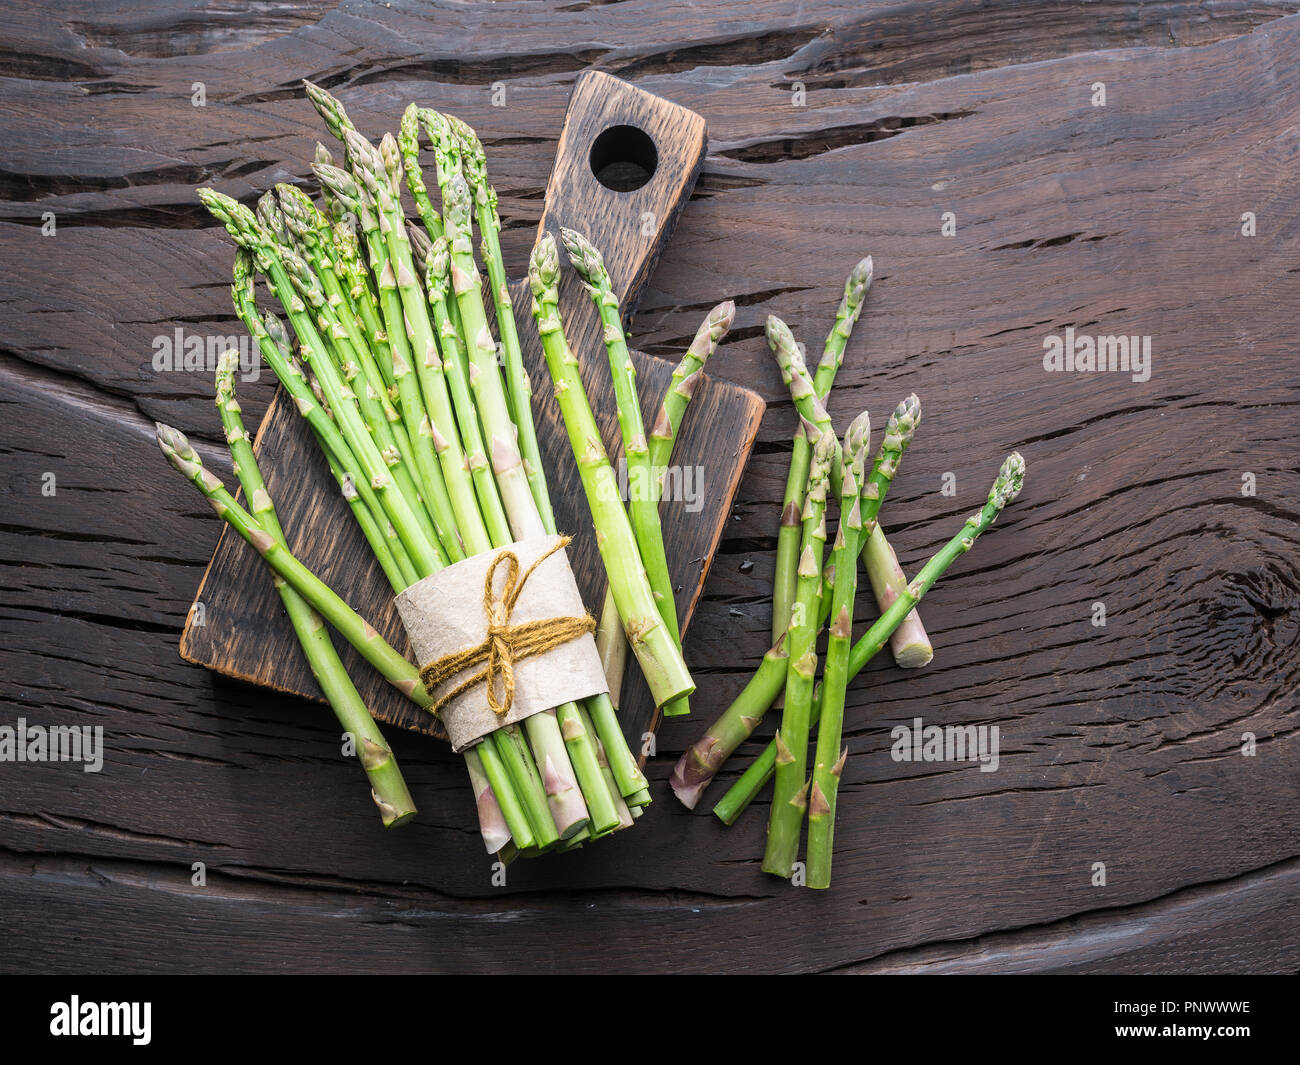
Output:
[
  {"xmin": 157, "ymin": 84, "xmax": 725, "ymax": 859},
  {"xmin": 670, "ymin": 263, "xmax": 1026, "ymax": 887}
]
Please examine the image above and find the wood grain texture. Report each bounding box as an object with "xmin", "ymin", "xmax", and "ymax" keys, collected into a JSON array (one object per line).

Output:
[
  {"xmin": 178, "ymin": 69, "xmax": 761, "ymax": 746},
  {"xmin": 1, "ymin": 0, "xmax": 1299, "ymax": 974}
]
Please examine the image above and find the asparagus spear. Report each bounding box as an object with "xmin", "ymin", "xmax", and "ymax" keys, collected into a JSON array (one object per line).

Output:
[
  {"xmin": 813, "ymin": 256, "xmax": 873, "ymax": 395},
  {"xmin": 463, "ymin": 747, "xmax": 512, "ymax": 855},
  {"xmin": 770, "ymin": 301, "xmax": 933, "ymax": 666},
  {"xmin": 593, "ymin": 299, "xmax": 734, "ymax": 717},
  {"xmin": 397, "ymin": 104, "xmax": 448, "ymax": 243},
  {"xmin": 197, "ymin": 188, "xmax": 444, "ymax": 577},
  {"xmin": 772, "ymin": 422, "xmax": 810, "ymax": 669},
  {"xmin": 763, "ymin": 427, "xmax": 838, "ymax": 878},
  {"xmin": 648, "ymin": 300, "xmax": 735, "ymax": 473},
  {"xmin": 313, "ymin": 141, "xmax": 353, "ymax": 226},
  {"xmin": 230, "ymin": 251, "xmax": 412, "ymax": 591},
  {"xmin": 423, "ymin": 238, "xmax": 513, "ymax": 546},
  {"xmin": 671, "ymin": 396, "xmax": 918, "ymax": 810},
  {"xmin": 805, "ymin": 411, "xmax": 872, "ymax": 888},
  {"xmin": 213, "ymin": 350, "xmax": 416, "ymax": 827},
  {"xmin": 528, "ymin": 234, "xmax": 695, "ymax": 708},
  {"xmin": 453, "ymin": 115, "xmax": 556, "ymax": 533},
  {"xmin": 713, "ymin": 452, "xmax": 1027, "ymax": 825},
  {"xmin": 303, "ymin": 79, "xmax": 356, "ymax": 142},
  {"xmin": 676, "ymin": 395, "xmax": 920, "ymax": 811},
  {"xmin": 669, "ymin": 633, "xmax": 788, "ymax": 809},
  {"xmin": 771, "ymin": 258, "xmax": 872, "ymax": 649},
  {"xmin": 330, "ymin": 219, "xmax": 393, "ymax": 393},
  {"xmin": 562, "ymin": 227, "xmax": 689, "ymax": 717},
  {"xmin": 422, "ymin": 115, "xmax": 544, "ymax": 542},
  {"xmin": 276, "ymin": 183, "xmax": 460, "ymax": 556}
]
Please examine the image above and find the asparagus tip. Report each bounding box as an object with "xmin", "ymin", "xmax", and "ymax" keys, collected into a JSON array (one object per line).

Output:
[
  {"xmin": 559, "ymin": 226, "xmax": 604, "ymax": 280},
  {"xmin": 991, "ymin": 452, "xmax": 1026, "ymax": 508},
  {"xmin": 155, "ymin": 423, "xmax": 204, "ymax": 481},
  {"xmin": 154, "ymin": 421, "xmax": 187, "ymax": 455},
  {"xmin": 763, "ymin": 313, "xmax": 787, "ymax": 349},
  {"xmin": 889, "ymin": 392, "xmax": 922, "ymax": 444},
  {"xmin": 845, "ymin": 409, "xmax": 871, "ymax": 469},
  {"xmin": 850, "ymin": 254, "xmax": 873, "ymax": 291},
  {"xmin": 529, "ymin": 233, "xmax": 561, "ymax": 292},
  {"xmin": 811, "ymin": 423, "xmax": 838, "ymax": 467}
]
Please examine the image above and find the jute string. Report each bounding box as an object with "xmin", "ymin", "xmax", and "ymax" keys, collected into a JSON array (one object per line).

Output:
[{"xmin": 419, "ymin": 537, "xmax": 595, "ymax": 717}]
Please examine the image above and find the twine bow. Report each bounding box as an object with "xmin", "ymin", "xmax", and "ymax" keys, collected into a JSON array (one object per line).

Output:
[{"xmin": 419, "ymin": 537, "xmax": 595, "ymax": 717}]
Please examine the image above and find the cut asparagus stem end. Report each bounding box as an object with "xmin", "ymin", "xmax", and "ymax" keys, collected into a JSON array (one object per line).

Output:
[{"xmin": 624, "ymin": 786, "xmax": 652, "ymax": 809}]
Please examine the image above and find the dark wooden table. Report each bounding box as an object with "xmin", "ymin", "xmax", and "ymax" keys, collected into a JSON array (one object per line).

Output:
[{"xmin": 2, "ymin": 0, "xmax": 1298, "ymax": 974}]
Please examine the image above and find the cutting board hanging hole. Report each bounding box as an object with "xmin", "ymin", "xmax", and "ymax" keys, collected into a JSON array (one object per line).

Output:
[{"xmin": 590, "ymin": 124, "xmax": 658, "ymax": 192}]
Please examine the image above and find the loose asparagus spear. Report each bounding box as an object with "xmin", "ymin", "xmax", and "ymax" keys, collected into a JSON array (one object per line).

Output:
[
  {"xmin": 669, "ymin": 633, "xmax": 788, "ymax": 809},
  {"xmin": 813, "ymin": 256, "xmax": 873, "ymax": 395},
  {"xmin": 771, "ymin": 258, "xmax": 872, "ymax": 650},
  {"xmin": 770, "ymin": 300, "xmax": 933, "ymax": 666},
  {"xmin": 563, "ymin": 227, "xmax": 689, "ymax": 717},
  {"xmin": 672, "ymin": 396, "xmax": 918, "ymax": 810},
  {"xmin": 763, "ymin": 427, "xmax": 839, "ymax": 878},
  {"xmin": 648, "ymin": 300, "xmax": 735, "ymax": 474},
  {"xmin": 713, "ymin": 452, "xmax": 1027, "ymax": 825},
  {"xmin": 213, "ymin": 350, "xmax": 416, "ymax": 827},
  {"xmin": 772, "ymin": 422, "xmax": 811, "ymax": 670},
  {"xmin": 805, "ymin": 411, "xmax": 872, "ymax": 888},
  {"xmin": 528, "ymin": 234, "xmax": 696, "ymax": 708}
]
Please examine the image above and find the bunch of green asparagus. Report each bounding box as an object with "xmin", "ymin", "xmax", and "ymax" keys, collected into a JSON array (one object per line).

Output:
[
  {"xmin": 157, "ymin": 84, "xmax": 717, "ymax": 858},
  {"xmin": 670, "ymin": 264, "xmax": 1026, "ymax": 887}
]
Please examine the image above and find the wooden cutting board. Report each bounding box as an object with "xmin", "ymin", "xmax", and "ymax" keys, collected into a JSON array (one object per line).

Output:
[{"xmin": 180, "ymin": 71, "xmax": 766, "ymax": 751}]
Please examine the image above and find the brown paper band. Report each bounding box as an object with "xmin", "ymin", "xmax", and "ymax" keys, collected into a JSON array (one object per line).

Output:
[
  {"xmin": 418, "ymin": 537, "xmax": 595, "ymax": 717},
  {"xmin": 394, "ymin": 535, "xmax": 611, "ymax": 752}
]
